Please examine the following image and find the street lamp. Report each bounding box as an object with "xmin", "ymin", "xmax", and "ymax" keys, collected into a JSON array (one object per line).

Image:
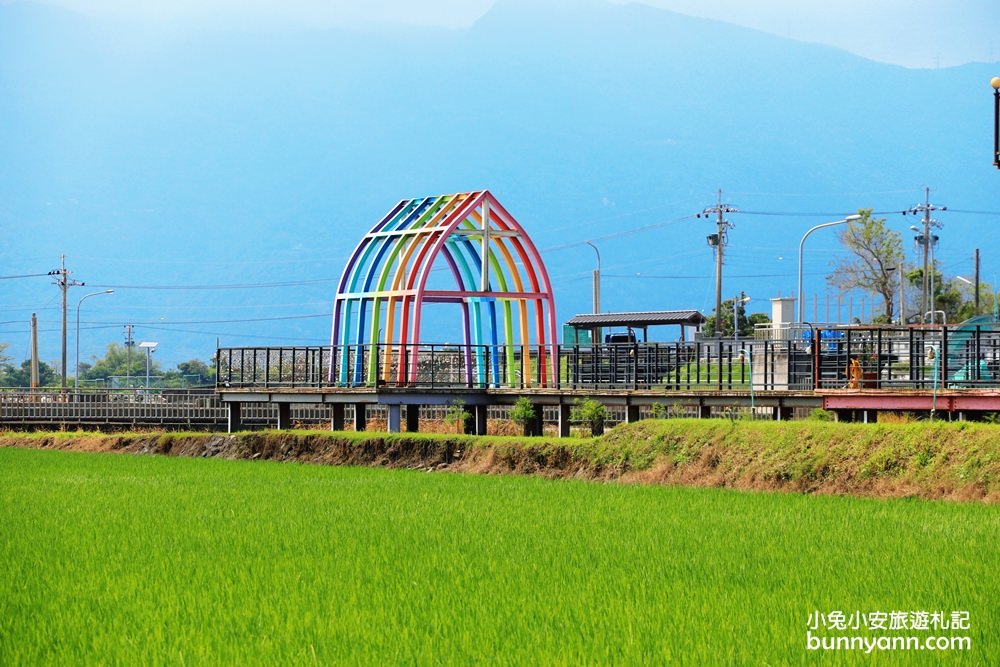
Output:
[
  {"xmin": 75, "ymin": 289, "xmax": 114, "ymax": 391},
  {"xmin": 138, "ymin": 341, "xmax": 158, "ymax": 389},
  {"xmin": 738, "ymin": 348, "xmax": 755, "ymax": 413},
  {"xmin": 585, "ymin": 241, "xmax": 601, "ymax": 343},
  {"xmin": 733, "ymin": 293, "xmax": 750, "ymax": 343},
  {"xmin": 992, "ymin": 77, "xmax": 1000, "ymax": 168},
  {"xmin": 887, "ymin": 266, "xmax": 904, "ymax": 324},
  {"xmin": 797, "ymin": 214, "xmax": 862, "ymax": 323}
]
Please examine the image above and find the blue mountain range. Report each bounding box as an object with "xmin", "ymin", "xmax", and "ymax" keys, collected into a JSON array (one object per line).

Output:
[{"xmin": 1, "ymin": 0, "xmax": 997, "ymax": 367}]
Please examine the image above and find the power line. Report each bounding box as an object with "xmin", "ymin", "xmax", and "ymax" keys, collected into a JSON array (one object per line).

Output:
[
  {"xmin": 140, "ymin": 325, "xmax": 328, "ymax": 344},
  {"xmin": 543, "ymin": 215, "xmax": 694, "ymax": 252},
  {"xmin": 603, "ymin": 270, "xmax": 827, "ymax": 280},
  {"xmin": 740, "ymin": 209, "xmax": 900, "ymax": 217},
  {"xmin": 0, "ymin": 272, "xmax": 52, "ymax": 280},
  {"xmin": 86, "ymin": 313, "xmax": 329, "ymax": 326},
  {"xmin": 86, "ymin": 278, "xmax": 338, "ymax": 290}
]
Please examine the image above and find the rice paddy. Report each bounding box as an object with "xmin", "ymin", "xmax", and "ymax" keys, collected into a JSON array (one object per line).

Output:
[{"xmin": 1, "ymin": 446, "xmax": 997, "ymax": 664}]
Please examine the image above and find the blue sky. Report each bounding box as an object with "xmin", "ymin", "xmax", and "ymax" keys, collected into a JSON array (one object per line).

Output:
[{"xmin": 26, "ymin": 0, "xmax": 1000, "ymax": 68}]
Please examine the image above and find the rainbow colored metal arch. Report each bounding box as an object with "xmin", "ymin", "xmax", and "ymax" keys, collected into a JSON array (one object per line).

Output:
[{"xmin": 331, "ymin": 191, "xmax": 559, "ymax": 386}]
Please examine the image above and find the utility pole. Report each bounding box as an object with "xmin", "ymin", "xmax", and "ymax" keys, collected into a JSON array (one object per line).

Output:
[
  {"xmin": 30, "ymin": 313, "xmax": 39, "ymax": 389},
  {"xmin": 124, "ymin": 323, "xmax": 135, "ymax": 389},
  {"xmin": 905, "ymin": 187, "xmax": 946, "ymax": 321},
  {"xmin": 974, "ymin": 249, "xmax": 981, "ymax": 315},
  {"xmin": 698, "ymin": 190, "xmax": 738, "ymax": 336},
  {"xmin": 49, "ymin": 255, "xmax": 84, "ymax": 391}
]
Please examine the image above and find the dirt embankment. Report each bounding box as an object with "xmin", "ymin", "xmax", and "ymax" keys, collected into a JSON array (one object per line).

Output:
[{"xmin": 2, "ymin": 420, "xmax": 999, "ymax": 502}]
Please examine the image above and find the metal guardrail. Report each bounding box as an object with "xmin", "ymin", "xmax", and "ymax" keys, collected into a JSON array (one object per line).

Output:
[
  {"xmin": 216, "ymin": 325, "xmax": 1000, "ymax": 393},
  {"xmin": 810, "ymin": 325, "xmax": 1000, "ymax": 390},
  {"xmin": 217, "ymin": 340, "xmax": 811, "ymax": 391},
  {"xmin": 0, "ymin": 389, "xmax": 662, "ymax": 431},
  {"xmin": 0, "ymin": 388, "xmax": 330, "ymax": 429}
]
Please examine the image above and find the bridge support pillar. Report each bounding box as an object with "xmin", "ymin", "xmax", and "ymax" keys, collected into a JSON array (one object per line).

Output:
[
  {"xmin": 387, "ymin": 404, "xmax": 401, "ymax": 433},
  {"xmin": 353, "ymin": 403, "xmax": 367, "ymax": 432},
  {"xmin": 529, "ymin": 404, "xmax": 544, "ymax": 437},
  {"xmin": 474, "ymin": 405, "xmax": 488, "ymax": 436},
  {"xmin": 625, "ymin": 404, "xmax": 640, "ymax": 424},
  {"xmin": 773, "ymin": 406, "xmax": 792, "ymax": 421},
  {"xmin": 227, "ymin": 402, "xmax": 242, "ymax": 433},
  {"xmin": 277, "ymin": 403, "xmax": 291, "ymax": 430},
  {"xmin": 698, "ymin": 404, "xmax": 711, "ymax": 419},
  {"xmin": 405, "ymin": 405, "xmax": 420, "ymax": 432},
  {"xmin": 330, "ymin": 403, "xmax": 345, "ymax": 431},
  {"xmin": 558, "ymin": 404, "xmax": 571, "ymax": 438}
]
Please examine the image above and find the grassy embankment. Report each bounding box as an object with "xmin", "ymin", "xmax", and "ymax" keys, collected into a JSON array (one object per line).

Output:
[
  {"xmin": 1, "ymin": 446, "xmax": 998, "ymax": 665},
  {"xmin": 2, "ymin": 418, "xmax": 999, "ymax": 500}
]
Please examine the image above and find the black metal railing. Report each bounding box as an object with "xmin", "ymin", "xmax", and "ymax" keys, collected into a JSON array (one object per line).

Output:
[
  {"xmin": 809, "ymin": 325, "xmax": 1000, "ymax": 390},
  {"xmin": 217, "ymin": 325, "xmax": 1000, "ymax": 393},
  {"xmin": 218, "ymin": 339, "xmax": 809, "ymax": 391}
]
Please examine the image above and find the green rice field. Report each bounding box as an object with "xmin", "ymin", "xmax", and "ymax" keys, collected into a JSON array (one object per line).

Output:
[{"xmin": 1, "ymin": 446, "xmax": 997, "ymax": 665}]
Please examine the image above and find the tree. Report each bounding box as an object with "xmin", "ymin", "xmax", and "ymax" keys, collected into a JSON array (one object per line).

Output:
[
  {"xmin": 0, "ymin": 360, "xmax": 57, "ymax": 388},
  {"xmin": 82, "ymin": 343, "xmax": 160, "ymax": 387},
  {"xmin": 176, "ymin": 359, "xmax": 216, "ymax": 385},
  {"xmin": 703, "ymin": 297, "xmax": 770, "ymax": 337},
  {"xmin": 829, "ymin": 209, "xmax": 903, "ymax": 322},
  {"xmin": 903, "ymin": 267, "xmax": 992, "ymax": 324}
]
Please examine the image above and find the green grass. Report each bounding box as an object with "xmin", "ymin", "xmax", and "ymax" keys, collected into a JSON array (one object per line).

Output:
[
  {"xmin": 1, "ymin": 447, "xmax": 998, "ymax": 665},
  {"xmin": 673, "ymin": 359, "xmax": 751, "ymax": 389}
]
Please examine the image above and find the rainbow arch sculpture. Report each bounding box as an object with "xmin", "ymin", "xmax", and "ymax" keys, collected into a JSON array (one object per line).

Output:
[{"xmin": 331, "ymin": 191, "xmax": 559, "ymax": 387}]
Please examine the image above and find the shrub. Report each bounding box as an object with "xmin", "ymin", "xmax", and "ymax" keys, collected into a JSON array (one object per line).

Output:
[
  {"xmin": 445, "ymin": 399, "xmax": 472, "ymax": 434},
  {"xmin": 808, "ymin": 408, "xmax": 835, "ymax": 422},
  {"xmin": 571, "ymin": 398, "xmax": 606, "ymax": 436},
  {"xmin": 510, "ymin": 396, "xmax": 538, "ymax": 436}
]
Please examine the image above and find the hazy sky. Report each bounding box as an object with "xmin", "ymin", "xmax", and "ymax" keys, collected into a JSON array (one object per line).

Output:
[{"xmin": 24, "ymin": 0, "xmax": 1000, "ymax": 68}]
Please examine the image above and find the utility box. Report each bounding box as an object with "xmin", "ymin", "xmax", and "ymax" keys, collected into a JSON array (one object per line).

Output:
[
  {"xmin": 562, "ymin": 325, "xmax": 592, "ymax": 346},
  {"xmin": 771, "ymin": 296, "xmax": 797, "ymax": 326}
]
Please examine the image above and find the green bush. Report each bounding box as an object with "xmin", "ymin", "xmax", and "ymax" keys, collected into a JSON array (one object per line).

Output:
[
  {"xmin": 808, "ymin": 408, "xmax": 835, "ymax": 422},
  {"xmin": 445, "ymin": 399, "xmax": 472, "ymax": 434},
  {"xmin": 571, "ymin": 398, "xmax": 606, "ymax": 436},
  {"xmin": 510, "ymin": 396, "xmax": 538, "ymax": 436}
]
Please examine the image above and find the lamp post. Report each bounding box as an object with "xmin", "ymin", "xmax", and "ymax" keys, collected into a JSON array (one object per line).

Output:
[
  {"xmin": 138, "ymin": 341, "xmax": 158, "ymax": 390},
  {"xmin": 888, "ymin": 266, "xmax": 905, "ymax": 325},
  {"xmin": 585, "ymin": 241, "xmax": 601, "ymax": 344},
  {"xmin": 75, "ymin": 289, "xmax": 114, "ymax": 392},
  {"xmin": 739, "ymin": 348, "xmax": 755, "ymax": 413},
  {"xmin": 733, "ymin": 293, "xmax": 750, "ymax": 344},
  {"xmin": 797, "ymin": 215, "xmax": 862, "ymax": 323},
  {"xmin": 992, "ymin": 77, "xmax": 1000, "ymax": 168},
  {"xmin": 956, "ymin": 275, "xmax": 977, "ymax": 318}
]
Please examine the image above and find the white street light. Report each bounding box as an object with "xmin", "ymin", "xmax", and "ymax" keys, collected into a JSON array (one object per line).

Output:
[
  {"xmin": 138, "ymin": 341, "xmax": 158, "ymax": 389},
  {"xmin": 75, "ymin": 289, "xmax": 114, "ymax": 392},
  {"xmin": 797, "ymin": 214, "xmax": 862, "ymax": 323},
  {"xmin": 733, "ymin": 293, "xmax": 750, "ymax": 343},
  {"xmin": 585, "ymin": 241, "xmax": 601, "ymax": 344}
]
